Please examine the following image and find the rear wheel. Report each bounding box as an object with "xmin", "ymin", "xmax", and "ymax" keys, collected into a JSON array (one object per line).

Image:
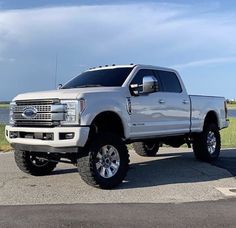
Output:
[
  {"xmin": 133, "ymin": 141, "xmax": 159, "ymax": 157},
  {"xmin": 14, "ymin": 150, "xmax": 58, "ymax": 176},
  {"xmin": 193, "ymin": 123, "xmax": 221, "ymax": 162},
  {"xmin": 78, "ymin": 133, "xmax": 129, "ymax": 189}
]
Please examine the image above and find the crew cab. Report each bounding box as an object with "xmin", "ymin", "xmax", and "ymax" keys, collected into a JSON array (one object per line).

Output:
[{"xmin": 5, "ymin": 64, "xmax": 229, "ymax": 189}]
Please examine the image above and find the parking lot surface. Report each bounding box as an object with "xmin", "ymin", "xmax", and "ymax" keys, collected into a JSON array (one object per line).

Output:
[{"xmin": 1, "ymin": 148, "xmax": 236, "ymax": 205}]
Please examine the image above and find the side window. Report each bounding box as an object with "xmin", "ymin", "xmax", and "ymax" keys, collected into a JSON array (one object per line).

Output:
[
  {"xmin": 156, "ymin": 70, "xmax": 182, "ymax": 93},
  {"xmin": 130, "ymin": 69, "xmax": 157, "ymax": 93}
]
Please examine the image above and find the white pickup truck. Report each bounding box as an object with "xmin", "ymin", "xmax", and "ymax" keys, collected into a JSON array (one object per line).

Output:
[{"xmin": 6, "ymin": 64, "xmax": 229, "ymax": 189}]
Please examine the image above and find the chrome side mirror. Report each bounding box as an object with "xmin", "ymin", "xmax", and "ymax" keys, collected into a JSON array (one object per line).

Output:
[
  {"xmin": 130, "ymin": 84, "xmax": 141, "ymax": 96},
  {"xmin": 142, "ymin": 76, "xmax": 158, "ymax": 93}
]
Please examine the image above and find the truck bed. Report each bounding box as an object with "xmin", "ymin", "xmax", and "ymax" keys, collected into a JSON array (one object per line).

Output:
[{"xmin": 190, "ymin": 95, "xmax": 228, "ymax": 133}]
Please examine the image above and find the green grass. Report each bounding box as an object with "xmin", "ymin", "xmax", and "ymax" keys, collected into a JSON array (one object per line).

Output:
[
  {"xmin": 227, "ymin": 103, "xmax": 236, "ymax": 110},
  {"xmin": 221, "ymin": 118, "xmax": 236, "ymax": 148},
  {"xmin": 0, "ymin": 124, "xmax": 12, "ymax": 151},
  {"xmin": 0, "ymin": 104, "xmax": 9, "ymax": 109},
  {"xmin": 0, "ymin": 119, "xmax": 235, "ymax": 152}
]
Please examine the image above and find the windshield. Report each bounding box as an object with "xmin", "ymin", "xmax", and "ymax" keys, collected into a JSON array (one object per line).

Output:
[{"xmin": 62, "ymin": 67, "xmax": 134, "ymax": 89}]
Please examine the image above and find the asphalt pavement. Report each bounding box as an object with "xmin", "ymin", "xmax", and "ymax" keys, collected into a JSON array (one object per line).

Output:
[
  {"xmin": 0, "ymin": 148, "xmax": 236, "ymax": 227},
  {"xmin": 1, "ymin": 199, "xmax": 236, "ymax": 228}
]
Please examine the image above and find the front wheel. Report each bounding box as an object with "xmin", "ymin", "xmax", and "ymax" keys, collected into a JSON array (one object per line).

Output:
[
  {"xmin": 193, "ymin": 123, "xmax": 221, "ymax": 162},
  {"xmin": 78, "ymin": 133, "xmax": 129, "ymax": 189},
  {"xmin": 14, "ymin": 150, "xmax": 58, "ymax": 176}
]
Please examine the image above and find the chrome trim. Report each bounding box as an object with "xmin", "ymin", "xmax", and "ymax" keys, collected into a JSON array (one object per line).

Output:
[
  {"xmin": 15, "ymin": 105, "xmax": 51, "ymax": 113},
  {"xmin": 15, "ymin": 121, "xmax": 59, "ymax": 127},
  {"xmin": 96, "ymin": 145, "xmax": 120, "ymax": 179},
  {"xmin": 51, "ymin": 105, "xmax": 66, "ymax": 113},
  {"xmin": 14, "ymin": 104, "xmax": 65, "ymax": 113},
  {"xmin": 207, "ymin": 131, "xmax": 217, "ymax": 155},
  {"xmin": 13, "ymin": 113, "xmax": 64, "ymax": 121},
  {"xmin": 22, "ymin": 107, "xmax": 38, "ymax": 119},
  {"xmin": 13, "ymin": 99, "xmax": 65, "ymax": 127}
]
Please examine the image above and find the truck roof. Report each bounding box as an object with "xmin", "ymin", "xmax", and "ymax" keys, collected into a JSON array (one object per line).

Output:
[{"xmin": 87, "ymin": 64, "xmax": 176, "ymax": 72}]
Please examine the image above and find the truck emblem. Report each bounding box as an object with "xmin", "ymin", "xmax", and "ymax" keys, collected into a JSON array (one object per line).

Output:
[{"xmin": 22, "ymin": 107, "xmax": 38, "ymax": 119}]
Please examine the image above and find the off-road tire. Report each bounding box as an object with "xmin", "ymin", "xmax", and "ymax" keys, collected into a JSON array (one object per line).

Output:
[
  {"xmin": 78, "ymin": 133, "xmax": 130, "ymax": 189},
  {"xmin": 193, "ymin": 123, "xmax": 221, "ymax": 162},
  {"xmin": 14, "ymin": 150, "xmax": 57, "ymax": 176},
  {"xmin": 133, "ymin": 141, "xmax": 159, "ymax": 157}
]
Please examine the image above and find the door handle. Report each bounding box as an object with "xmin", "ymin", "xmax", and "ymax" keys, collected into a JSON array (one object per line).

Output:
[
  {"xmin": 183, "ymin": 100, "xmax": 189, "ymax": 104},
  {"xmin": 159, "ymin": 99, "xmax": 165, "ymax": 104}
]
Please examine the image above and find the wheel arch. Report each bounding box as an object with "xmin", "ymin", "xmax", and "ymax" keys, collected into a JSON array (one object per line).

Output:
[
  {"xmin": 88, "ymin": 111, "xmax": 126, "ymax": 139},
  {"xmin": 203, "ymin": 111, "xmax": 220, "ymax": 129}
]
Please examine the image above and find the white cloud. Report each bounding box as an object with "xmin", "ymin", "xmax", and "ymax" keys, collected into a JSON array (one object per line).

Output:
[
  {"xmin": 0, "ymin": 3, "xmax": 235, "ymax": 62},
  {"xmin": 0, "ymin": 2, "xmax": 236, "ymax": 99},
  {"xmin": 173, "ymin": 56, "xmax": 236, "ymax": 69}
]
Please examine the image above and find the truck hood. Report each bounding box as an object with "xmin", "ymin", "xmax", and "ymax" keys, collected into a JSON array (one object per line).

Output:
[{"xmin": 13, "ymin": 87, "xmax": 124, "ymax": 101}]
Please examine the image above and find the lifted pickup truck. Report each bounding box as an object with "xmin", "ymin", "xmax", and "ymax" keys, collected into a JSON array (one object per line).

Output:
[{"xmin": 6, "ymin": 64, "xmax": 229, "ymax": 189}]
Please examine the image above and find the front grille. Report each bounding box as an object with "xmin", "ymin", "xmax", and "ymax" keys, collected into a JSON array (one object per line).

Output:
[
  {"xmin": 13, "ymin": 113, "xmax": 52, "ymax": 121},
  {"xmin": 14, "ymin": 105, "xmax": 51, "ymax": 113},
  {"xmin": 13, "ymin": 99, "xmax": 65, "ymax": 127},
  {"xmin": 14, "ymin": 121, "xmax": 58, "ymax": 127}
]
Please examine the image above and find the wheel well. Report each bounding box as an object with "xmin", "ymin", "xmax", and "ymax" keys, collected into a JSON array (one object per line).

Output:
[
  {"xmin": 89, "ymin": 111, "xmax": 125, "ymax": 138},
  {"xmin": 204, "ymin": 111, "xmax": 219, "ymax": 129}
]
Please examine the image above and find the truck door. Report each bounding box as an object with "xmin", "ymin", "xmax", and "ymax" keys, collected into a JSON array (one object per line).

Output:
[
  {"xmin": 154, "ymin": 70, "xmax": 191, "ymax": 135},
  {"xmin": 129, "ymin": 69, "xmax": 168, "ymax": 138},
  {"xmin": 129, "ymin": 69, "xmax": 191, "ymax": 139}
]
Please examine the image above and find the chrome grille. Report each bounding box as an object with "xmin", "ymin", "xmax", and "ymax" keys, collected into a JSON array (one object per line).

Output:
[
  {"xmin": 14, "ymin": 121, "xmax": 57, "ymax": 127},
  {"xmin": 14, "ymin": 105, "xmax": 52, "ymax": 113},
  {"xmin": 13, "ymin": 113, "xmax": 52, "ymax": 121},
  {"xmin": 13, "ymin": 99, "xmax": 65, "ymax": 127}
]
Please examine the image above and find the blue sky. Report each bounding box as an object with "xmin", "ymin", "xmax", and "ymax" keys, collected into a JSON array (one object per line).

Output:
[{"xmin": 0, "ymin": 0, "xmax": 236, "ymax": 100}]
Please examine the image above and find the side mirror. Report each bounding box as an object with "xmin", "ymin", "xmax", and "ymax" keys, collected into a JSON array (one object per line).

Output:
[
  {"xmin": 57, "ymin": 84, "xmax": 63, "ymax": 90},
  {"xmin": 142, "ymin": 76, "xmax": 158, "ymax": 93},
  {"xmin": 130, "ymin": 84, "xmax": 141, "ymax": 96}
]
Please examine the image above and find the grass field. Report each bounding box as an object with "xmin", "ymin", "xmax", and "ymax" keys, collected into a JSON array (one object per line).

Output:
[
  {"xmin": 227, "ymin": 103, "xmax": 236, "ymax": 109},
  {"xmin": 0, "ymin": 124, "xmax": 12, "ymax": 151},
  {"xmin": 221, "ymin": 118, "xmax": 236, "ymax": 148},
  {"xmin": 0, "ymin": 104, "xmax": 9, "ymax": 109},
  {"xmin": 0, "ymin": 119, "xmax": 236, "ymax": 152}
]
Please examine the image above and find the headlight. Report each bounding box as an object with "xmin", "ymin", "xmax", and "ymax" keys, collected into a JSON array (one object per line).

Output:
[
  {"xmin": 9, "ymin": 102, "xmax": 16, "ymax": 125},
  {"xmin": 61, "ymin": 99, "xmax": 85, "ymax": 125}
]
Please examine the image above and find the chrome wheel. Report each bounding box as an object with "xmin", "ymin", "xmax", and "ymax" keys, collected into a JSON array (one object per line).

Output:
[
  {"xmin": 193, "ymin": 124, "xmax": 220, "ymax": 162},
  {"xmin": 207, "ymin": 131, "xmax": 217, "ymax": 155},
  {"xmin": 96, "ymin": 145, "xmax": 120, "ymax": 178}
]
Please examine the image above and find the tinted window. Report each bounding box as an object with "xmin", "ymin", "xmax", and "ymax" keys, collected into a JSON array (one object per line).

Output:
[
  {"xmin": 156, "ymin": 70, "xmax": 182, "ymax": 93},
  {"xmin": 62, "ymin": 67, "xmax": 133, "ymax": 89},
  {"xmin": 130, "ymin": 69, "xmax": 156, "ymax": 92}
]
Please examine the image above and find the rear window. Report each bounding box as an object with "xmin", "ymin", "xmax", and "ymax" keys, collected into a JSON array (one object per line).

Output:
[{"xmin": 156, "ymin": 70, "xmax": 182, "ymax": 93}]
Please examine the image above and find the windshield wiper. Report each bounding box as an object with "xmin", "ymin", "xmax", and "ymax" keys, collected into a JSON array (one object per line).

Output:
[{"xmin": 75, "ymin": 84, "xmax": 102, "ymax": 88}]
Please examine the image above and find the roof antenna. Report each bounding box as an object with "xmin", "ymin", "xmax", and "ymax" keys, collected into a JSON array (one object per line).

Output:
[{"xmin": 54, "ymin": 54, "xmax": 58, "ymax": 89}]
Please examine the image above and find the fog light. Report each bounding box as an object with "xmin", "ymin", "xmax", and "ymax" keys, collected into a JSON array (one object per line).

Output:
[
  {"xmin": 6, "ymin": 130, "xmax": 8, "ymax": 137},
  {"xmin": 59, "ymin": 133, "xmax": 74, "ymax": 140},
  {"xmin": 65, "ymin": 133, "xmax": 74, "ymax": 139},
  {"xmin": 10, "ymin": 131, "xmax": 18, "ymax": 139}
]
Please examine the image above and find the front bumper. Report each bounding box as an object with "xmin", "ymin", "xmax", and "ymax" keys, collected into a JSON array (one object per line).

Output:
[{"xmin": 5, "ymin": 125, "xmax": 90, "ymax": 153}]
